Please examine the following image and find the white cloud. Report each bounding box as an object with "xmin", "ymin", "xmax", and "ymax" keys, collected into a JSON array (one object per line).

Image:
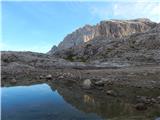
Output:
[{"xmin": 90, "ymin": 1, "xmax": 160, "ymax": 22}]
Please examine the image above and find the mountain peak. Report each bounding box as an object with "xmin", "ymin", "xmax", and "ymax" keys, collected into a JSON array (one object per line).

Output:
[{"xmin": 48, "ymin": 18, "xmax": 157, "ymax": 55}]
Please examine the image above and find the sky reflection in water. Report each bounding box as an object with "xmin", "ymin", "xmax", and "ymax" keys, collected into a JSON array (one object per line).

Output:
[{"xmin": 1, "ymin": 83, "xmax": 102, "ymax": 120}]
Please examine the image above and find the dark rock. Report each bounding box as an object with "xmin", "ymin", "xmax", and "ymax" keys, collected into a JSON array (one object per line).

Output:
[
  {"xmin": 136, "ymin": 96, "xmax": 157, "ymax": 104},
  {"xmin": 151, "ymin": 98, "xmax": 157, "ymax": 103},
  {"xmin": 135, "ymin": 103, "xmax": 147, "ymax": 111},
  {"xmin": 106, "ymin": 90, "xmax": 117, "ymax": 96},
  {"xmin": 94, "ymin": 80, "xmax": 105, "ymax": 86},
  {"xmin": 10, "ymin": 78, "xmax": 17, "ymax": 84},
  {"xmin": 58, "ymin": 76, "xmax": 64, "ymax": 79},
  {"xmin": 39, "ymin": 75, "xmax": 44, "ymax": 79},
  {"xmin": 157, "ymin": 96, "xmax": 160, "ymax": 100},
  {"xmin": 46, "ymin": 74, "xmax": 52, "ymax": 80}
]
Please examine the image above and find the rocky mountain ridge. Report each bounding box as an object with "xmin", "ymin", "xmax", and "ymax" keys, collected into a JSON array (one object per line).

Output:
[
  {"xmin": 53, "ymin": 22, "xmax": 160, "ymax": 65},
  {"xmin": 48, "ymin": 18, "xmax": 157, "ymax": 54}
]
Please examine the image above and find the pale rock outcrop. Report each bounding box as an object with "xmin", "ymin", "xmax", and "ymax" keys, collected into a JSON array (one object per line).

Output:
[
  {"xmin": 48, "ymin": 18, "xmax": 156, "ymax": 54},
  {"xmin": 53, "ymin": 21, "xmax": 160, "ymax": 65}
]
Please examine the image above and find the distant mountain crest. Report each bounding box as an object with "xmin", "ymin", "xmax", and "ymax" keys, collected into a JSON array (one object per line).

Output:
[{"xmin": 48, "ymin": 18, "xmax": 157, "ymax": 54}]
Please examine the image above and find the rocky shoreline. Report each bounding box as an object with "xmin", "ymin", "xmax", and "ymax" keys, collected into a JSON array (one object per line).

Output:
[{"xmin": 2, "ymin": 61, "xmax": 160, "ymax": 114}]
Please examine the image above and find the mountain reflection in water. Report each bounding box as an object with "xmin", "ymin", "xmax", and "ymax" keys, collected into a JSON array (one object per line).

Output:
[
  {"xmin": 1, "ymin": 83, "xmax": 101, "ymax": 120},
  {"xmin": 2, "ymin": 83, "xmax": 160, "ymax": 120}
]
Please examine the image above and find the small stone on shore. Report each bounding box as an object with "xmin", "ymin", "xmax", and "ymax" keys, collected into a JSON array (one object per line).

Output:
[
  {"xmin": 46, "ymin": 74, "xmax": 52, "ymax": 80},
  {"xmin": 10, "ymin": 78, "xmax": 17, "ymax": 84}
]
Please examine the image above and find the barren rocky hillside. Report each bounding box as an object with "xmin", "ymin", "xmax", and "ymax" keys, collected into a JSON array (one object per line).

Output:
[
  {"xmin": 48, "ymin": 18, "xmax": 157, "ymax": 54},
  {"xmin": 53, "ymin": 22, "xmax": 160, "ymax": 66}
]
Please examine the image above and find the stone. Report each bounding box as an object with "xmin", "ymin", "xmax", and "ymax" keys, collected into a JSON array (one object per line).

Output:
[
  {"xmin": 151, "ymin": 98, "xmax": 156, "ymax": 103},
  {"xmin": 136, "ymin": 96, "xmax": 157, "ymax": 104},
  {"xmin": 157, "ymin": 96, "xmax": 160, "ymax": 100},
  {"xmin": 10, "ymin": 78, "xmax": 17, "ymax": 84},
  {"xmin": 39, "ymin": 75, "xmax": 44, "ymax": 79},
  {"xmin": 135, "ymin": 103, "xmax": 147, "ymax": 111},
  {"xmin": 106, "ymin": 90, "xmax": 116, "ymax": 96},
  {"xmin": 94, "ymin": 80, "xmax": 105, "ymax": 86},
  {"xmin": 59, "ymin": 76, "xmax": 64, "ymax": 79},
  {"xmin": 82, "ymin": 79, "xmax": 92, "ymax": 89},
  {"xmin": 46, "ymin": 74, "xmax": 52, "ymax": 79}
]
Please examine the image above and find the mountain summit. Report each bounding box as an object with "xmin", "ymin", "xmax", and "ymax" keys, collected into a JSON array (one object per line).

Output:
[{"xmin": 48, "ymin": 18, "xmax": 157, "ymax": 54}]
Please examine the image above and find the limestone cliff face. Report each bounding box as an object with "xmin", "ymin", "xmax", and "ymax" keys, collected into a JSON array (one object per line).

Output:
[
  {"xmin": 54, "ymin": 22, "xmax": 160, "ymax": 65},
  {"xmin": 57, "ymin": 25, "xmax": 100, "ymax": 51},
  {"xmin": 98, "ymin": 19, "xmax": 156, "ymax": 37},
  {"xmin": 48, "ymin": 18, "xmax": 156, "ymax": 54}
]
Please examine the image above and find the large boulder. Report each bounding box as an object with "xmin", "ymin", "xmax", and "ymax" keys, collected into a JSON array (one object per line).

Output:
[{"xmin": 82, "ymin": 79, "xmax": 92, "ymax": 89}]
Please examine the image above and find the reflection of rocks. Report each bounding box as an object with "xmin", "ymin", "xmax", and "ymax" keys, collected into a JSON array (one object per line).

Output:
[
  {"xmin": 83, "ymin": 94, "xmax": 95, "ymax": 105},
  {"xmin": 10, "ymin": 78, "xmax": 17, "ymax": 84},
  {"xmin": 48, "ymin": 82, "xmax": 160, "ymax": 119},
  {"xmin": 135, "ymin": 103, "xmax": 147, "ymax": 111},
  {"xmin": 136, "ymin": 96, "xmax": 159, "ymax": 105},
  {"xmin": 106, "ymin": 90, "xmax": 117, "ymax": 96}
]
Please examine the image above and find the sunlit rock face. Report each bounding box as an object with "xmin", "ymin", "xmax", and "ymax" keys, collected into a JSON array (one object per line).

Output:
[
  {"xmin": 98, "ymin": 18, "xmax": 155, "ymax": 38},
  {"xmin": 53, "ymin": 21, "xmax": 160, "ymax": 64},
  {"xmin": 48, "ymin": 18, "xmax": 156, "ymax": 54},
  {"xmin": 57, "ymin": 25, "xmax": 99, "ymax": 51}
]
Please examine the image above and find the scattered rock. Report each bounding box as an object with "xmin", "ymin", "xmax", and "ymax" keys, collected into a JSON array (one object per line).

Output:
[
  {"xmin": 46, "ymin": 74, "xmax": 52, "ymax": 80},
  {"xmin": 39, "ymin": 75, "xmax": 44, "ymax": 79},
  {"xmin": 10, "ymin": 78, "xmax": 17, "ymax": 84},
  {"xmin": 135, "ymin": 103, "xmax": 147, "ymax": 111},
  {"xmin": 136, "ymin": 96, "xmax": 157, "ymax": 104},
  {"xmin": 143, "ymin": 72, "xmax": 148, "ymax": 76},
  {"xmin": 108, "ymin": 81, "xmax": 113, "ymax": 85},
  {"xmin": 59, "ymin": 76, "xmax": 64, "ymax": 79},
  {"xmin": 94, "ymin": 80, "xmax": 105, "ymax": 86},
  {"xmin": 82, "ymin": 79, "xmax": 92, "ymax": 89},
  {"xmin": 106, "ymin": 90, "xmax": 116, "ymax": 96},
  {"xmin": 156, "ymin": 96, "xmax": 160, "ymax": 103},
  {"xmin": 157, "ymin": 96, "xmax": 160, "ymax": 100},
  {"xmin": 151, "ymin": 98, "xmax": 157, "ymax": 103}
]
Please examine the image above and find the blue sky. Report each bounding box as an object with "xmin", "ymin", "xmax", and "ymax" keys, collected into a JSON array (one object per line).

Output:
[{"xmin": 1, "ymin": 0, "xmax": 160, "ymax": 53}]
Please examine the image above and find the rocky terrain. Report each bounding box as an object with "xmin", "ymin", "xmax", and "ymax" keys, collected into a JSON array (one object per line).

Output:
[
  {"xmin": 52, "ymin": 19, "xmax": 160, "ymax": 66},
  {"xmin": 48, "ymin": 18, "xmax": 157, "ymax": 54},
  {"xmin": 1, "ymin": 19, "xmax": 160, "ymax": 118},
  {"xmin": 2, "ymin": 18, "xmax": 160, "ymax": 87}
]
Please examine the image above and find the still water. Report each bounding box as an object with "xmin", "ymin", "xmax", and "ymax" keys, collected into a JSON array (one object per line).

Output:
[
  {"xmin": 1, "ymin": 83, "xmax": 102, "ymax": 120},
  {"xmin": 1, "ymin": 83, "xmax": 160, "ymax": 120}
]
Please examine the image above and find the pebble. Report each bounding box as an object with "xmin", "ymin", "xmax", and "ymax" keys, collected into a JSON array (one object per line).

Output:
[
  {"xmin": 46, "ymin": 74, "xmax": 52, "ymax": 79},
  {"xmin": 10, "ymin": 78, "xmax": 17, "ymax": 84},
  {"xmin": 135, "ymin": 103, "xmax": 147, "ymax": 111},
  {"xmin": 106, "ymin": 90, "xmax": 116, "ymax": 96}
]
